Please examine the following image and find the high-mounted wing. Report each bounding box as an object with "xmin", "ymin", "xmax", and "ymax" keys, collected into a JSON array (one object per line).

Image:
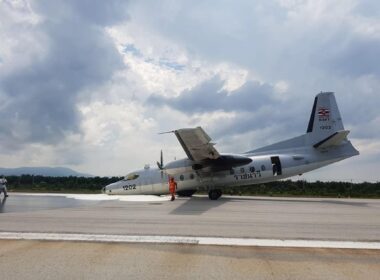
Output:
[{"xmin": 174, "ymin": 127, "xmax": 220, "ymax": 161}]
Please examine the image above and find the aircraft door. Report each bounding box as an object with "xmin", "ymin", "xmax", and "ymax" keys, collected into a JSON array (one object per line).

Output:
[{"xmin": 270, "ymin": 156, "xmax": 282, "ymax": 176}]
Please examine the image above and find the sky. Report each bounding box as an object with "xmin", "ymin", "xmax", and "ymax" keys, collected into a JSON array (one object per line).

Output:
[{"xmin": 0, "ymin": 0, "xmax": 379, "ymax": 181}]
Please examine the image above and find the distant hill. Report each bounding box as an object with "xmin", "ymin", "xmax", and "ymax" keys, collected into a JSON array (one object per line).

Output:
[{"xmin": 0, "ymin": 167, "xmax": 92, "ymax": 177}]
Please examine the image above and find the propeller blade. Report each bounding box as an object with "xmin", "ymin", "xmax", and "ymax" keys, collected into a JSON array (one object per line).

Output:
[
  {"xmin": 156, "ymin": 161, "xmax": 162, "ymax": 170},
  {"xmin": 157, "ymin": 150, "xmax": 164, "ymax": 170}
]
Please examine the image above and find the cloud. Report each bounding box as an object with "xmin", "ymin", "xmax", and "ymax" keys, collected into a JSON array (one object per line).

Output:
[
  {"xmin": 0, "ymin": 0, "xmax": 379, "ymax": 182},
  {"xmin": 0, "ymin": 0, "xmax": 128, "ymax": 149},
  {"xmin": 147, "ymin": 75, "xmax": 313, "ymax": 152},
  {"xmin": 147, "ymin": 76, "xmax": 276, "ymax": 113},
  {"xmin": 327, "ymin": 37, "xmax": 380, "ymax": 77}
]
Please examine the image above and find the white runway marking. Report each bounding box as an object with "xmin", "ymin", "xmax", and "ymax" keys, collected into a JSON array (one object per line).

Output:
[{"xmin": 1, "ymin": 232, "xmax": 379, "ymax": 249}]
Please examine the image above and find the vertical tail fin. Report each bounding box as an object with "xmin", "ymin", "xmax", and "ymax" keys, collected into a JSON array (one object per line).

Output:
[
  {"xmin": 306, "ymin": 92, "xmax": 345, "ymax": 145},
  {"xmin": 246, "ymin": 91, "xmax": 358, "ymax": 156}
]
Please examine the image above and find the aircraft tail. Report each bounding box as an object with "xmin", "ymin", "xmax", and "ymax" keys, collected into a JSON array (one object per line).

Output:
[
  {"xmin": 306, "ymin": 92, "xmax": 345, "ymax": 143},
  {"xmin": 248, "ymin": 92, "xmax": 359, "ymax": 155}
]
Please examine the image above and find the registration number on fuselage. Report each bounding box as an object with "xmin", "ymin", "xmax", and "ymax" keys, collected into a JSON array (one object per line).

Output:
[
  {"xmin": 234, "ymin": 171, "xmax": 261, "ymax": 181},
  {"xmin": 122, "ymin": 184, "xmax": 136, "ymax": 190}
]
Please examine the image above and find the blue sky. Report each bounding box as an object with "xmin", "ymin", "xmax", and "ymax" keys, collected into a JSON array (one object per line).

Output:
[{"xmin": 0, "ymin": 0, "xmax": 379, "ymax": 181}]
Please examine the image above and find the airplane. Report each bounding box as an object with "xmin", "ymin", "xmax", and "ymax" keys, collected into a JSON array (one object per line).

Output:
[{"xmin": 103, "ymin": 92, "xmax": 359, "ymax": 200}]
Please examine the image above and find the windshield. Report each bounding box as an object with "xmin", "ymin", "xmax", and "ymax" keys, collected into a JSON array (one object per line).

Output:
[{"xmin": 123, "ymin": 173, "xmax": 139, "ymax": 181}]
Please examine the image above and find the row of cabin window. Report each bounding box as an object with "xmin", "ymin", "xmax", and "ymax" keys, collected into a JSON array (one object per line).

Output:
[
  {"xmin": 230, "ymin": 165, "xmax": 266, "ymax": 175},
  {"xmin": 178, "ymin": 173, "xmax": 195, "ymax": 181},
  {"xmin": 177, "ymin": 165, "xmax": 266, "ymax": 181}
]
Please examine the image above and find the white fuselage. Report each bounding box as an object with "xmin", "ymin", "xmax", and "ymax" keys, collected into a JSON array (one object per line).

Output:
[
  {"xmin": 103, "ymin": 92, "xmax": 359, "ymax": 197},
  {"xmin": 103, "ymin": 145, "xmax": 349, "ymax": 196}
]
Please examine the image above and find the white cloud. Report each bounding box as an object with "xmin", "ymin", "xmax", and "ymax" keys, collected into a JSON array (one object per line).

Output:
[{"xmin": 0, "ymin": 0, "xmax": 379, "ymax": 182}]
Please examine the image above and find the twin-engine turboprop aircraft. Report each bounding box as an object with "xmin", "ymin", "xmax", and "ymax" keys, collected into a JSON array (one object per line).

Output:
[{"xmin": 103, "ymin": 92, "xmax": 359, "ymax": 200}]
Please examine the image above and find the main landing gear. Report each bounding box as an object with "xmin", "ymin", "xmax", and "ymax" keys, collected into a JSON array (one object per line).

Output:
[{"xmin": 208, "ymin": 189, "xmax": 222, "ymax": 200}]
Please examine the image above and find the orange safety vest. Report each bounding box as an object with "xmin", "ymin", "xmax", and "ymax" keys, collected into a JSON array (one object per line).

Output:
[{"xmin": 169, "ymin": 180, "xmax": 177, "ymax": 193}]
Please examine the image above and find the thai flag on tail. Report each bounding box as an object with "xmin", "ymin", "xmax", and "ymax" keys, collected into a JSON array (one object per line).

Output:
[{"xmin": 318, "ymin": 107, "xmax": 330, "ymax": 117}]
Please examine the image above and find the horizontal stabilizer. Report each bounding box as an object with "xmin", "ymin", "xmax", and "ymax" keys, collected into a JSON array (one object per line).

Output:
[{"xmin": 313, "ymin": 130, "xmax": 350, "ymax": 149}]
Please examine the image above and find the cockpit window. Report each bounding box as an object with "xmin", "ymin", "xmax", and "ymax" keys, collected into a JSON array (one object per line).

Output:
[{"xmin": 124, "ymin": 173, "xmax": 139, "ymax": 181}]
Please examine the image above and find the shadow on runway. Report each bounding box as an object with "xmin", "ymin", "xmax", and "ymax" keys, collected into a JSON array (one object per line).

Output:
[
  {"xmin": 170, "ymin": 196, "xmax": 228, "ymax": 215},
  {"xmin": 170, "ymin": 195, "xmax": 369, "ymax": 215}
]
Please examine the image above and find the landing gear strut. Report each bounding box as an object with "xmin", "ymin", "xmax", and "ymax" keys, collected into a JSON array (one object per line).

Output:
[{"xmin": 208, "ymin": 189, "xmax": 222, "ymax": 200}]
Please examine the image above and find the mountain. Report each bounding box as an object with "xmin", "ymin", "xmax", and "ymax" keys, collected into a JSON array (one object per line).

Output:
[{"xmin": 0, "ymin": 167, "xmax": 92, "ymax": 177}]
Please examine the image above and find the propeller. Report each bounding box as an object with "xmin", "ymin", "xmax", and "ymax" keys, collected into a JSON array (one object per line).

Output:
[
  {"xmin": 156, "ymin": 150, "xmax": 164, "ymax": 170},
  {"xmin": 157, "ymin": 150, "xmax": 165, "ymax": 179}
]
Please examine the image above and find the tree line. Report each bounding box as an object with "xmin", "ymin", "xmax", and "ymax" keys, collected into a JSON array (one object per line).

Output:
[
  {"xmin": 5, "ymin": 175, "xmax": 122, "ymax": 193},
  {"xmin": 223, "ymin": 180, "xmax": 380, "ymax": 198},
  {"xmin": 4, "ymin": 175, "xmax": 380, "ymax": 198}
]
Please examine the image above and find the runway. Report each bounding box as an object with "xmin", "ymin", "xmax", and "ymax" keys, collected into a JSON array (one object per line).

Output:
[
  {"xmin": 1, "ymin": 193, "xmax": 379, "ymax": 241},
  {"xmin": 1, "ymin": 193, "xmax": 379, "ymax": 279},
  {"xmin": 1, "ymin": 240, "xmax": 379, "ymax": 280}
]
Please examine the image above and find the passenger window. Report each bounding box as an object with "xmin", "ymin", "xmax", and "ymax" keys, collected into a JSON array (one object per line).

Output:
[
  {"xmin": 261, "ymin": 165, "xmax": 266, "ymax": 171},
  {"xmin": 190, "ymin": 173, "xmax": 195, "ymax": 179},
  {"xmin": 240, "ymin": 167, "xmax": 245, "ymax": 173},
  {"xmin": 249, "ymin": 166, "xmax": 255, "ymax": 173},
  {"xmin": 180, "ymin": 175, "xmax": 184, "ymax": 181}
]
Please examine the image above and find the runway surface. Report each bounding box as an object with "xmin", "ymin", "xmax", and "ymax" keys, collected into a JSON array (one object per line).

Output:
[
  {"xmin": 1, "ymin": 193, "xmax": 379, "ymax": 241},
  {"xmin": 1, "ymin": 240, "xmax": 379, "ymax": 280},
  {"xmin": 1, "ymin": 193, "xmax": 379, "ymax": 279}
]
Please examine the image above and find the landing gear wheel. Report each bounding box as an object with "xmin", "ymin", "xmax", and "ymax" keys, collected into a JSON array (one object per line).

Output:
[{"xmin": 208, "ymin": 189, "xmax": 222, "ymax": 200}]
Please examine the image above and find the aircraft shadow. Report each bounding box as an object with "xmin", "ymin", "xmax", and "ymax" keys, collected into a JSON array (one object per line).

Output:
[
  {"xmin": 169, "ymin": 196, "xmax": 369, "ymax": 216},
  {"xmin": 170, "ymin": 196, "xmax": 228, "ymax": 215}
]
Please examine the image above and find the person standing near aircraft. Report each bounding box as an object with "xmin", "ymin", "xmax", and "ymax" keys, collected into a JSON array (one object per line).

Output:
[
  {"xmin": 169, "ymin": 177, "xmax": 177, "ymax": 201},
  {"xmin": 0, "ymin": 176, "xmax": 8, "ymax": 197}
]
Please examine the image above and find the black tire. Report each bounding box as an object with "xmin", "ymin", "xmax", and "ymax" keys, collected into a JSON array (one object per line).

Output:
[{"xmin": 208, "ymin": 189, "xmax": 222, "ymax": 200}]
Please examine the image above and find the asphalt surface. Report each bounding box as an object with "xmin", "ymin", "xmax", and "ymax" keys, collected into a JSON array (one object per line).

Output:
[
  {"xmin": 1, "ymin": 240, "xmax": 379, "ymax": 280},
  {"xmin": 1, "ymin": 193, "xmax": 379, "ymax": 280},
  {"xmin": 0, "ymin": 193, "xmax": 379, "ymax": 241}
]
